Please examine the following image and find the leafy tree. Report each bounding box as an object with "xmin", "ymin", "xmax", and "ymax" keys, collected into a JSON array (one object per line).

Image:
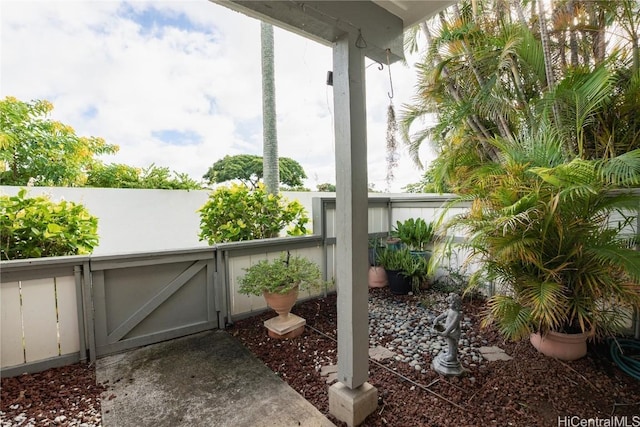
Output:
[
  {"xmin": 86, "ymin": 163, "xmax": 141, "ymax": 188},
  {"xmin": 0, "ymin": 97, "xmax": 118, "ymax": 186},
  {"xmin": 1, "ymin": 189, "xmax": 99, "ymax": 260},
  {"xmin": 86, "ymin": 163, "xmax": 201, "ymax": 190},
  {"xmin": 203, "ymin": 154, "xmax": 307, "ymax": 189},
  {"xmin": 198, "ymin": 183, "xmax": 309, "ymax": 244},
  {"xmin": 403, "ymin": 163, "xmax": 450, "ymax": 194},
  {"xmin": 316, "ymin": 183, "xmax": 336, "ymax": 192},
  {"xmin": 281, "ymin": 185, "xmax": 311, "ymax": 192},
  {"xmin": 137, "ymin": 164, "xmax": 201, "ymax": 190}
]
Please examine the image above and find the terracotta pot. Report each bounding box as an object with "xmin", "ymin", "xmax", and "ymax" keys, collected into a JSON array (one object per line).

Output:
[
  {"xmin": 530, "ymin": 331, "xmax": 589, "ymax": 361},
  {"xmin": 368, "ymin": 266, "xmax": 388, "ymax": 288},
  {"xmin": 263, "ymin": 287, "xmax": 299, "ymax": 320}
]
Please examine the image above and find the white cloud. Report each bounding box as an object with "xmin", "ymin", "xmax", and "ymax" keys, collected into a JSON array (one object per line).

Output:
[{"xmin": 1, "ymin": 0, "xmax": 433, "ymax": 191}]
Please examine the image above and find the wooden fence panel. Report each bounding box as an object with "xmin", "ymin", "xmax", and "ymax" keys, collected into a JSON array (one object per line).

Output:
[
  {"xmin": 56, "ymin": 276, "xmax": 80, "ymax": 355},
  {"xmin": 1, "ymin": 281, "xmax": 24, "ymax": 367},
  {"xmin": 21, "ymin": 278, "xmax": 59, "ymax": 362}
]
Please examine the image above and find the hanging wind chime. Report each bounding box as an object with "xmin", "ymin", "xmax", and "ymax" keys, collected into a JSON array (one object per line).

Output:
[{"xmin": 385, "ymin": 49, "xmax": 398, "ymax": 192}]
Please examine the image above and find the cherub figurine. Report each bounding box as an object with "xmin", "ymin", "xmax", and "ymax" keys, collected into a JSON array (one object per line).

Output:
[{"xmin": 432, "ymin": 293, "xmax": 462, "ymax": 363}]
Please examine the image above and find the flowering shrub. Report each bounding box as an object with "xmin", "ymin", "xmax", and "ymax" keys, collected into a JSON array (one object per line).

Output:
[
  {"xmin": 1, "ymin": 189, "xmax": 99, "ymax": 260},
  {"xmin": 198, "ymin": 183, "xmax": 309, "ymax": 244}
]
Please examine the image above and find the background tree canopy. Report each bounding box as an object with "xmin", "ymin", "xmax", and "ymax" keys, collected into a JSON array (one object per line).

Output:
[
  {"xmin": 0, "ymin": 97, "xmax": 118, "ymax": 186},
  {"xmin": 1, "ymin": 96, "xmax": 201, "ymax": 190},
  {"xmin": 86, "ymin": 163, "xmax": 201, "ymax": 190},
  {"xmin": 203, "ymin": 154, "xmax": 307, "ymax": 189}
]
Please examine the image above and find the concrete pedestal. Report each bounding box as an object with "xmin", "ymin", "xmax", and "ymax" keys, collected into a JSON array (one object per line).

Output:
[
  {"xmin": 329, "ymin": 382, "xmax": 377, "ymax": 427},
  {"xmin": 432, "ymin": 353, "xmax": 464, "ymax": 376},
  {"xmin": 264, "ymin": 314, "xmax": 306, "ymax": 339}
]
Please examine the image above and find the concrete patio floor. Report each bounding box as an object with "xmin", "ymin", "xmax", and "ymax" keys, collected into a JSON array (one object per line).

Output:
[{"xmin": 96, "ymin": 330, "xmax": 335, "ymax": 427}]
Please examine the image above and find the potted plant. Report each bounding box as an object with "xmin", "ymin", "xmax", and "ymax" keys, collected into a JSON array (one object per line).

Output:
[
  {"xmin": 446, "ymin": 133, "xmax": 640, "ymax": 360},
  {"xmin": 239, "ymin": 251, "xmax": 322, "ymax": 338},
  {"xmin": 377, "ymin": 248, "xmax": 415, "ymax": 295},
  {"xmin": 401, "ymin": 254, "xmax": 430, "ymax": 294},
  {"xmin": 368, "ymin": 237, "xmax": 388, "ymax": 288},
  {"xmin": 392, "ymin": 218, "xmax": 436, "ymax": 258}
]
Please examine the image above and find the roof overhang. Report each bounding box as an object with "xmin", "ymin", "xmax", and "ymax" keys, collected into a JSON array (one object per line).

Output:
[{"xmin": 210, "ymin": 1, "xmax": 455, "ymax": 64}]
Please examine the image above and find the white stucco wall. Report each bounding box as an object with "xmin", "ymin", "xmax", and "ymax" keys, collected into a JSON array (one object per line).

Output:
[{"xmin": 0, "ymin": 186, "xmax": 335, "ymax": 256}]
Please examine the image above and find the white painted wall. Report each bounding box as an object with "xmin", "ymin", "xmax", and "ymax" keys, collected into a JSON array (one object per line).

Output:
[{"xmin": 0, "ymin": 186, "xmax": 333, "ymax": 256}]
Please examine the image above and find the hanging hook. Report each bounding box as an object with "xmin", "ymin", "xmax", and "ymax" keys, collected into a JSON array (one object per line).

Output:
[
  {"xmin": 386, "ymin": 49, "xmax": 394, "ymax": 99},
  {"xmin": 355, "ymin": 29, "xmax": 367, "ymax": 48}
]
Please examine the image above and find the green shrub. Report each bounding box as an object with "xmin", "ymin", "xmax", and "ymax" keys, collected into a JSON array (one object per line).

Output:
[
  {"xmin": 1, "ymin": 189, "xmax": 99, "ymax": 260},
  {"xmin": 238, "ymin": 252, "xmax": 321, "ymax": 296},
  {"xmin": 198, "ymin": 183, "xmax": 309, "ymax": 244}
]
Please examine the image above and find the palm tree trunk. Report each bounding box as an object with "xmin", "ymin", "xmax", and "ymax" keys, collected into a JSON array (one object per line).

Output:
[
  {"xmin": 261, "ymin": 22, "xmax": 279, "ymax": 195},
  {"xmin": 420, "ymin": 20, "xmax": 499, "ymax": 162}
]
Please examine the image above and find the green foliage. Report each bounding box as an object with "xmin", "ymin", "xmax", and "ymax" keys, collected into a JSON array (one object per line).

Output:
[
  {"xmin": 86, "ymin": 163, "xmax": 201, "ymax": 190},
  {"xmin": 403, "ymin": 164, "xmax": 452, "ymax": 194},
  {"xmin": 377, "ymin": 248, "xmax": 429, "ymax": 292},
  {"xmin": 281, "ymin": 185, "xmax": 311, "ymax": 192},
  {"xmin": 202, "ymin": 154, "xmax": 307, "ymax": 189},
  {"xmin": 375, "ymin": 248, "xmax": 407, "ymax": 271},
  {"xmin": 403, "ymin": 1, "xmax": 640, "ymax": 191},
  {"xmin": 432, "ymin": 267, "xmax": 465, "ymax": 294},
  {"xmin": 391, "ymin": 218, "xmax": 435, "ymax": 251},
  {"xmin": 0, "ymin": 97, "xmax": 118, "ymax": 186},
  {"xmin": 238, "ymin": 252, "xmax": 321, "ymax": 296},
  {"xmin": 198, "ymin": 183, "xmax": 309, "ymax": 244},
  {"xmin": 445, "ymin": 134, "xmax": 640, "ymax": 341},
  {"xmin": 1, "ymin": 189, "xmax": 99, "ymax": 260},
  {"xmin": 86, "ymin": 163, "xmax": 140, "ymax": 188},
  {"xmin": 316, "ymin": 183, "xmax": 336, "ymax": 192},
  {"xmin": 400, "ymin": 254, "xmax": 430, "ymax": 293}
]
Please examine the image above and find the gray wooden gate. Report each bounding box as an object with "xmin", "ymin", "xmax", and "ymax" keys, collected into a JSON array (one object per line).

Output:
[{"xmin": 90, "ymin": 249, "xmax": 221, "ymax": 357}]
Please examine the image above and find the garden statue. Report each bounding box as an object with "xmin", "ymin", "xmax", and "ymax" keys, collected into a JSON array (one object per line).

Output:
[{"xmin": 431, "ymin": 293, "xmax": 464, "ymax": 376}]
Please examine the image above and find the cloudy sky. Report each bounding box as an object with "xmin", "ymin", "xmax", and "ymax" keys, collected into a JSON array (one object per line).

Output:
[{"xmin": 1, "ymin": 0, "xmax": 435, "ymax": 192}]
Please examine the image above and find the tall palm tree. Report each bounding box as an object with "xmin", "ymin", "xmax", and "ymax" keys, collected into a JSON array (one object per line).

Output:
[
  {"xmin": 402, "ymin": 0, "xmax": 640, "ymax": 192},
  {"xmin": 261, "ymin": 22, "xmax": 279, "ymax": 196}
]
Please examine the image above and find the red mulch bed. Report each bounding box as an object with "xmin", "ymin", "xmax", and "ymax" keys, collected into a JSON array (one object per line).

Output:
[
  {"xmin": 1, "ymin": 363, "xmax": 105, "ymax": 426},
  {"xmin": 230, "ymin": 288, "xmax": 640, "ymax": 426}
]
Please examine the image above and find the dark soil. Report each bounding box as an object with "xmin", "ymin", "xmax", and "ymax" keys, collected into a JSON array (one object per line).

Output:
[{"xmin": 230, "ymin": 288, "xmax": 640, "ymax": 427}]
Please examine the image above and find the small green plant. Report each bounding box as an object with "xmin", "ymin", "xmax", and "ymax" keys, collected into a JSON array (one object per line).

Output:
[
  {"xmin": 368, "ymin": 237, "xmax": 385, "ymax": 266},
  {"xmin": 431, "ymin": 267, "xmax": 468, "ymax": 295},
  {"xmin": 376, "ymin": 247, "xmax": 408, "ymax": 271},
  {"xmin": 198, "ymin": 183, "xmax": 309, "ymax": 244},
  {"xmin": 401, "ymin": 254, "xmax": 429, "ymax": 293},
  {"xmin": 1, "ymin": 189, "xmax": 99, "ymax": 260},
  {"xmin": 238, "ymin": 252, "xmax": 322, "ymax": 296},
  {"xmin": 391, "ymin": 218, "xmax": 435, "ymax": 251}
]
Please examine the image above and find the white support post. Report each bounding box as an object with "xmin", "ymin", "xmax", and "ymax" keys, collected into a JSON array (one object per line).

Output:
[{"xmin": 329, "ymin": 32, "xmax": 377, "ymax": 427}]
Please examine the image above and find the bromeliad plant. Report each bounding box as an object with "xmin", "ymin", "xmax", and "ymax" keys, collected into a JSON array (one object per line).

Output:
[
  {"xmin": 392, "ymin": 218, "xmax": 435, "ymax": 252},
  {"xmin": 238, "ymin": 252, "xmax": 322, "ymax": 296},
  {"xmin": 447, "ymin": 132, "xmax": 640, "ymax": 341}
]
